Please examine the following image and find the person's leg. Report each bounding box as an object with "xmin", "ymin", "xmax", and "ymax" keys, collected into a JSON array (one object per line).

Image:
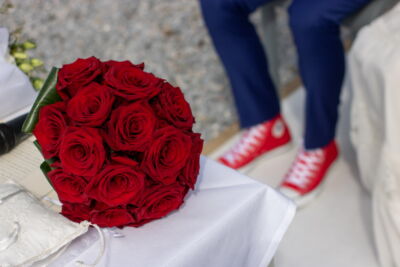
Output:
[
  {"xmin": 200, "ymin": 0, "xmax": 292, "ymax": 170},
  {"xmin": 288, "ymin": 0, "xmax": 371, "ymax": 149},
  {"xmin": 199, "ymin": 0, "xmax": 280, "ymax": 128},
  {"xmin": 279, "ymin": 0, "xmax": 371, "ymax": 206}
]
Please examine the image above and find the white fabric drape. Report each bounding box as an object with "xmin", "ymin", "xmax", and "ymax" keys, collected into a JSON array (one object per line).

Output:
[
  {"xmin": 51, "ymin": 156, "xmax": 296, "ymax": 267},
  {"xmin": 0, "ymin": 28, "xmax": 36, "ymax": 121},
  {"xmin": 349, "ymin": 4, "xmax": 400, "ymax": 267}
]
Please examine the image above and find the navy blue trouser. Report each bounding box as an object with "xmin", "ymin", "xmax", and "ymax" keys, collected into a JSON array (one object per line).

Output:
[{"xmin": 200, "ymin": 0, "xmax": 371, "ymax": 149}]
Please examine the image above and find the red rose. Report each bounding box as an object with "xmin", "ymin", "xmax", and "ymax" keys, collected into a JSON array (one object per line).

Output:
[
  {"xmin": 152, "ymin": 82, "xmax": 194, "ymax": 130},
  {"xmin": 133, "ymin": 184, "xmax": 186, "ymax": 225},
  {"xmin": 91, "ymin": 208, "xmax": 134, "ymax": 227},
  {"xmin": 50, "ymin": 161, "xmax": 63, "ymax": 169},
  {"xmin": 103, "ymin": 63, "xmax": 161, "ymax": 100},
  {"xmin": 57, "ymin": 57, "xmax": 102, "ymax": 100},
  {"xmin": 91, "ymin": 201, "xmax": 111, "ymax": 212},
  {"xmin": 61, "ymin": 203, "xmax": 91, "ymax": 223},
  {"xmin": 86, "ymin": 163, "xmax": 145, "ymax": 207},
  {"xmin": 66, "ymin": 82, "xmax": 115, "ymax": 127},
  {"xmin": 142, "ymin": 126, "xmax": 192, "ymax": 185},
  {"xmin": 179, "ymin": 133, "xmax": 203, "ymax": 189},
  {"xmin": 101, "ymin": 60, "xmax": 144, "ymax": 74},
  {"xmin": 103, "ymin": 102, "xmax": 156, "ymax": 152},
  {"xmin": 48, "ymin": 169, "xmax": 88, "ymax": 204},
  {"xmin": 33, "ymin": 102, "xmax": 68, "ymax": 159},
  {"xmin": 59, "ymin": 127, "xmax": 106, "ymax": 177},
  {"xmin": 110, "ymin": 154, "xmax": 139, "ymax": 166}
]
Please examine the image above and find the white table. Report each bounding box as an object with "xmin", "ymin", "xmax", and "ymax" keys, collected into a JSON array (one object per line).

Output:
[{"xmin": 52, "ymin": 156, "xmax": 295, "ymax": 267}]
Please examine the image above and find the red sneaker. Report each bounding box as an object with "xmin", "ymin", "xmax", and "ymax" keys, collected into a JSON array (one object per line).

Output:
[
  {"xmin": 279, "ymin": 140, "xmax": 339, "ymax": 207},
  {"xmin": 218, "ymin": 114, "xmax": 292, "ymax": 170}
]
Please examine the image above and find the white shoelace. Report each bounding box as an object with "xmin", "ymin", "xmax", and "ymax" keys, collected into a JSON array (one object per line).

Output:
[
  {"xmin": 284, "ymin": 149, "xmax": 325, "ymax": 189},
  {"xmin": 222, "ymin": 124, "xmax": 268, "ymax": 164}
]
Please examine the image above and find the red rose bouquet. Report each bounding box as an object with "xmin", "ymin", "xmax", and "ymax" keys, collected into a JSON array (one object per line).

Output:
[{"xmin": 22, "ymin": 57, "xmax": 203, "ymax": 228}]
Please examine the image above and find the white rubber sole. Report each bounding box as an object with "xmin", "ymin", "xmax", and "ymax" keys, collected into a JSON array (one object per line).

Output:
[
  {"xmin": 238, "ymin": 142, "xmax": 294, "ymax": 174},
  {"xmin": 278, "ymin": 159, "xmax": 338, "ymax": 209}
]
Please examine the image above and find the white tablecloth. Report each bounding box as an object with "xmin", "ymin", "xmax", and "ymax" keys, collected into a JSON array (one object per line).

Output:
[{"xmin": 52, "ymin": 156, "xmax": 295, "ymax": 267}]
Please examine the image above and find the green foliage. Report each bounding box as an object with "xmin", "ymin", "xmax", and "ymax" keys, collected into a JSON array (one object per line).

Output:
[
  {"xmin": 12, "ymin": 51, "xmax": 28, "ymax": 59},
  {"xmin": 34, "ymin": 140, "xmax": 56, "ymax": 189},
  {"xmin": 32, "ymin": 78, "xmax": 44, "ymax": 91},
  {"xmin": 33, "ymin": 140, "xmax": 41, "ymax": 152},
  {"xmin": 22, "ymin": 41, "xmax": 36, "ymax": 50},
  {"xmin": 31, "ymin": 58, "xmax": 43, "ymax": 67},
  {"xmin": 8, "ymin": 34, "xmax": 45, "ymax": 91},
  {"xmin": 19, "ymin": 62, "xmax": 33, "ymax": 73},
  {"xmin": 40, "ymin": 161, "xmax": 54, "ymax": 189},
  {"xmin": 22, "ymin": 67, "xmax": 61, "ymax": 133}
]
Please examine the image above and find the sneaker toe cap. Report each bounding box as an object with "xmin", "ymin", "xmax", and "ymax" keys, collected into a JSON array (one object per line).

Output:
[{"xmin": 278, "ymin": 186, "xmax": 301, "ymax": 200}]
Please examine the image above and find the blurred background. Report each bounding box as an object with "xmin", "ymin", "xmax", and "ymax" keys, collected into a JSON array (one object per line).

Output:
[
  {"xmin": 2, "ymin": 1, "xmax": 400, "ymax": 266},
  {"xmin": 0, "ymin": 0, "xmax": 298, "ymax": 141}
]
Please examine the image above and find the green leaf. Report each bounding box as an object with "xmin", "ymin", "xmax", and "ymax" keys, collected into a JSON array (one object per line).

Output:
[
  {"xmin": 22, "ymin": 67, "xmax": 61, "ymax": 133},
  {"xmin": 18, "ymin": 62, "xmax": 33, "ymax": 73},
  {"xmin": 10, "ymin": 44, "xmax": 24, "ymax": 53},
  {"xmin": 40, "ymin": 161, "xmax": 54, "ymax": 189},
  {"xmin": 31, "ymin": 58, "xmax": 44, "ymax": 67},
  {"xmin": 33, "ymin": 140, "xmax": 42, "ymax": 152},
  {"xmin": 22, "ymin": 40, "xmax": 37, "ymax": 50},
  {"xmin": 32, "ymin": 78, "xmax": 44, "ymax": 91},
  {"xmin": 12, "ymin": 51, "xmax": 28, "ymax": 59}
]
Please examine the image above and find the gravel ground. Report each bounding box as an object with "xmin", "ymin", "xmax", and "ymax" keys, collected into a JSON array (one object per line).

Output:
[{"xmin": 1, "ymin": 0, "xmax": 296, "ymax": 140}]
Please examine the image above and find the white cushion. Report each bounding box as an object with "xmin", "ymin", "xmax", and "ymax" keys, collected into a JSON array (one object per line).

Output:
[{"xmin": 0, "ymin": 180, "xmax": 89, "ymax": 267}]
